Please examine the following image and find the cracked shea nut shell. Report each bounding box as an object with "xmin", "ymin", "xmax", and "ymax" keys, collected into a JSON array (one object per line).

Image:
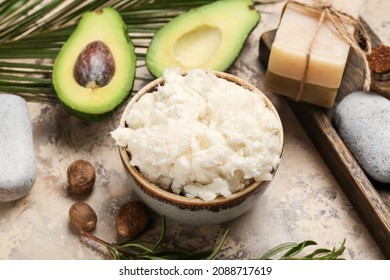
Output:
[
  {"xmin": 116, "ymin": 201, "xmax": 150, "ymax": 239},
  {"xmin": 67, "ymin": 159, "xmax": 96, "ymax": 195},
  {"xmin": 69, "ymin": 202, "xmax": 97, "ymax": 232}
]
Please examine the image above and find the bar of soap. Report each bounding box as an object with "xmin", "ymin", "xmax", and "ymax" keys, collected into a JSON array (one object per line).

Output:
[
  {"xmin": 333, "ymin": 91, "xmax": 390, "ymax": 184},
  {"xmin": 265, "ymin": 71, "xmax": 337, "ymax": 108},
  {"xmin": 265, "ymin": 0, "xmax": 363, "ymax": 108},
  {"xmin": 0, "ymin": 94, "xmax": 36, "ymax": 202}
]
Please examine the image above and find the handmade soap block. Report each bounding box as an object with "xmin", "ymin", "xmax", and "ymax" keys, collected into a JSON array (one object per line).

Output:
[
  {"xmin": 334, "ymin": 91, "xmax": 390, "ymax": 184},
  {"xmin": 265, "ymin": 0, "xmax": 363, "ymax": 108},
  {"xmin": 0, "ymin": 94, "xmax": 36, "ymax": 202}
]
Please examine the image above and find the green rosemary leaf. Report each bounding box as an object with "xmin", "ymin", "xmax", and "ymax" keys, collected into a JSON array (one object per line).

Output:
[
  {"xmin": 282, "ymin": 240, "xmax": 317, "ymax": 258},
  {"xmin": 302, "ymin": 248, "xmax": 332, "ymax": 259},
  {"xmin": 153, "ymin": 215, "xmax": 167, "ymax": 250},
  {"xmin": 206, "ymin": 228, "xmax": 229, "ymax": 260},
  {"xmin": 331, "ymin": 238, "xmax": 346, "ymax": 258},
  {"xmin": 310, "ymin": 239, "xmax": 346, "ymax": 260},
  {"xmin": 257, "ymin": 242, "xmax": 299, "ymax": 260},
  {"xmin": 258, "ymin": 239, "xmax": 346, "ymax": 260},
  {"xmin": 79, "ymin": 215, "xmax": 230, "ymax": 260},
  {"xmin": 118, "ymin": 242, "xmax": 154, "ymax": 255},
  {"xmin": 107, "ymin": 246, "xmax": 127, "ymax": 260}
]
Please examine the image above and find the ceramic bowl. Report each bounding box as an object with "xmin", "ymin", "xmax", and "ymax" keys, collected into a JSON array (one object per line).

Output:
[{"xmin": 117, "ymin": 71, "xmax": 284, "ymax": 225}]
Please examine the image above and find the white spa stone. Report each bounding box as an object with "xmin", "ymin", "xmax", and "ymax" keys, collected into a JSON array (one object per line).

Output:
[
  {"xmin": 334, "ymin": 91, "xmax": 390, "ymax": 184},
  {"xmin": 0, "ymin": 94, "xmax": 36, "ymax": 202},
  {"xmin": 268, "ymin": 0, "xmax": 363, "ymax": 88}
]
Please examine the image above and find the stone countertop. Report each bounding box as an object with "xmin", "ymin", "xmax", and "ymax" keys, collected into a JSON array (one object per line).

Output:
[{"xmin": 0, "ymin": 0, "xmax": 388, "ymax": 260}]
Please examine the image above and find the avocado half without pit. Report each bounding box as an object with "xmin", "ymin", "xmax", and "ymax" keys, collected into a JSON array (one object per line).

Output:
[
  {"xmin": 53, "ymin": 7, "xmax": 136, "ymax": 121},
  {"xmin": 146, "ymin": 0, "xmax": 260, "ymax": 78}
]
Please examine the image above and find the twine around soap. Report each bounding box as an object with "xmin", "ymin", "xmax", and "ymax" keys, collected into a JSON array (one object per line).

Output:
[{"xmin": 281, "ymin": 0, "xmax": 372, "ymax": 102}]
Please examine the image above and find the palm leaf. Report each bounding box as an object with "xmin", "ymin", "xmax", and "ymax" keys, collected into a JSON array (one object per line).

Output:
[
  {"xmin": 0, "ymin": 0, "xmax": 219, "ymax": 102},
  {"xmin": 0, "ymin": 0, "xmax": 273, "ymax": 103}
]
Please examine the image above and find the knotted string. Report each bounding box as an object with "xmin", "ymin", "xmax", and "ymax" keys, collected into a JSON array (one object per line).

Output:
[{"xmin": 281, "ymin": 0, "xmax": 372, "ymax": 101}]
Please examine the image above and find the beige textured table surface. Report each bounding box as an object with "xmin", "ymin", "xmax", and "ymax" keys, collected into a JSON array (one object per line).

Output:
[{"xmin": 0, "ymin": 0, "xmax": 388, "ymax": 259}]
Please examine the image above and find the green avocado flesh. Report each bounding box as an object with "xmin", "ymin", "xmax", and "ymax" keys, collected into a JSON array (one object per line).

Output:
[
  {"xmin": 53, "ymin": 7, "xmax": 136, "ymax": 121},
  {"xmin": 146, "ymin": 0, "xmax": 260, "ymax": 78}
]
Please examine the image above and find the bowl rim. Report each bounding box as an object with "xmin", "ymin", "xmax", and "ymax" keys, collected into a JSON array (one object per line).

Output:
[{"xmin": 118, "ymin": 70, "xmax": 284, "ymax": 207}]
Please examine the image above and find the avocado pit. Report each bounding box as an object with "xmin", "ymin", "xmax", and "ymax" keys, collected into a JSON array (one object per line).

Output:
[{"xmin": 74, "ymin": 40, "xmax": 115, "ymax": 89}]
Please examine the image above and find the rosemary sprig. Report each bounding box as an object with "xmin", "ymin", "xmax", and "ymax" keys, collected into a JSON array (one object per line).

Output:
[
  {"xmin": 80, "ymin": 216, "xmax": 229, "ymax": 260},
  {"xmin": 78, "ymin": 214, "xmax": 346, "ymax": 260},
  {"xmin": 257, "ymin": 239, "xmax": 347, "ymax": 260}
]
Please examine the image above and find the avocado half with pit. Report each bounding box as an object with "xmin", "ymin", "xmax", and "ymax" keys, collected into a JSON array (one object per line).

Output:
[
  {"xmin": 53, "ymin": 7, "xmax": 136, "ymax": 121},
  {"xmin": 146, "ymin": 0, "xmax": 260, "ymax": 77}
]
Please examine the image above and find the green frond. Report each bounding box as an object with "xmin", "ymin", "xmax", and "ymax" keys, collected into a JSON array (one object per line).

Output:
[
  {"xmin": 0, "ymin": 0, "xmax": 217, "ymax": 102},
  {"xmin": 0, "ymin": 0, "xmax": 281, "ymax": 102}
]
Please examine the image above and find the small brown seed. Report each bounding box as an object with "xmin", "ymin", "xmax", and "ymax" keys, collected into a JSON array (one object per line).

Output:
[
  {"xmin": 74, "ymin": 40, "xmax": 115, "ymax": 89},
  {"xmin": 116, "ymin": 201, "xmax": 150, "ymax": 239},
  {"xmin": 67, "ymin": 160, "xmax": 95, "ymax": 195},
  {"xmin": 69, "ymin": 202, "xmax": 97, "ymax": 232}
]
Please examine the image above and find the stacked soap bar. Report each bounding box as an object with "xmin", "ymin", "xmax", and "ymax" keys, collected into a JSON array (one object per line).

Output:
[
  {"xmin": 265, "ymin": 0, "xmax": 363, "ymax": 108},
  {"xmin": 0, "ymin": 94, "xmax": 36, "ymax": 202}
]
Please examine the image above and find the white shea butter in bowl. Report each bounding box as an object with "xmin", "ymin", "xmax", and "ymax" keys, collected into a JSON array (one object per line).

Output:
[{"xmin": 113, "ymin": 69, "xmax": 283, "ymax": 225}]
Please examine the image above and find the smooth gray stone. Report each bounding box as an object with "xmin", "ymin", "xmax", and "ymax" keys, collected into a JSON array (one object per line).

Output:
[
  {"xmin": 0, "ymin": 94, "xmax": 36, "ymax": 202},
  {"xmin": 334, "ymin": 91, "xmax": 390, "ymax": 184}
]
